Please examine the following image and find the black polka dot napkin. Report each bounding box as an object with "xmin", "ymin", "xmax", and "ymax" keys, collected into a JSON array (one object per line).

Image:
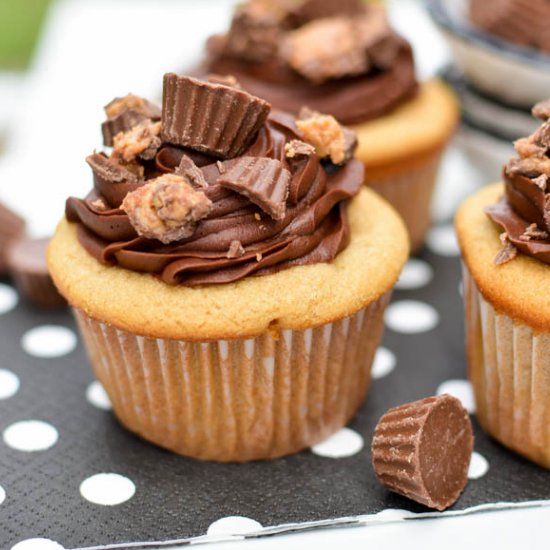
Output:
[{"xmin": 1, "ymin": 227, "xmax": 549, "ymax": 550}]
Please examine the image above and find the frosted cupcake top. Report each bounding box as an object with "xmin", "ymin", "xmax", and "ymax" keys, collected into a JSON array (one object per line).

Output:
[
  {"xmin": 199, "ymin": 0, "xmax": 417, "ymax": 125},
  {"xmin": 485, "ymin": 99, "xmax": 550, "ymax": 265},
  {"xmin": 65, "ymin": 74, "xmax": 364, "ymax": 286}
]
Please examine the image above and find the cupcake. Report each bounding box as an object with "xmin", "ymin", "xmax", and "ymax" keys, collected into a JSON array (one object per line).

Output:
[
  {"xmin": 199, "ymin": 0, "xmax": 459, "ymax": 250},
  {"xmin": 48, "ymin": 73, "xmax": 409, "ymax": 462},
  {"xmin": 456, "ymin": 99, "xmax": 550, "ymax": 468}
]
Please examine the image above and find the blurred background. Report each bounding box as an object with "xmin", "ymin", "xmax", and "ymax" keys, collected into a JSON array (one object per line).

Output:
[{"xmin": 0, "ymin": 0, "xmax": 548, "ymax": 236}]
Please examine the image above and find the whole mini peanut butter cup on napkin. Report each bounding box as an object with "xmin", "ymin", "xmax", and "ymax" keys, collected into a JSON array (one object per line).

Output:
[{"xmin": 49, "ymin": 72, "xmax": 408, "ymax": 462}]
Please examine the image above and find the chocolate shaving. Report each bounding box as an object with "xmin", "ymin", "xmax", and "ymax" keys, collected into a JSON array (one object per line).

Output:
[
  {"xmin": 372, "ymin": 394, "xmax": 473, "ymax": 511},
  {"xmin": 122, "ymin": 174, "xmax": 212, "ymax": 244},
  {"xmin": 296, "ymin": 108, "xmax": 357, "ymax": 165},
  {"xmin": 227, "ymin": 240, "xmax": 245, "ymax": 259},
  {"xmin": 161, "ymin": 74, "xmax": 271, "ymax": 159},
  {"xmin": 495, "ymin": 233, "xmax": 518, "ymax": 265},
  {"xmin": 532, "ymin": 99, "xmax": 550, "ymax": 121},
  {"xmin": 217, "ymin": 156, "xmax": 290, "ymax": 220},
  {"xmin": 86, "ymin": 153, "xmax": 140, "ymax": 184},
  {"xmin": 175, "ymin": 155, "xmax": 208, "ymax": 188}
]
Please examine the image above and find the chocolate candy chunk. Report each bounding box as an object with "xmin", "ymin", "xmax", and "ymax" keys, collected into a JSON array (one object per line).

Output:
[
  {"xmin": 533, "ymin": 99, "xmax": 550, "ymax": 121},
  {"xmin": 372, "ymin": 394, "xmax": 473, "ymax": 511},
  {"xmin": 282, "ymin": 17, "xmax": 369, "ymax": 83},
  {"xmin": 122, "ymin": 174, "xmax": 212, "ymax": 244},
  {"xmin": 297, "ymin": 108, "xmax": 357, "ymax": 165},
  {"xmin": 6, "ymin": 237, "xmax": 66, "ymax": 308},
  {"xmin": 175, "ymin": 155, "xmax": 208, "ymax": 188},
  {"xmin": 284, "ymin": 139, "xmax": 315, "ymax": 159},
  {"xmin": 102, "ymin": 94, "xmax": 161, "ymax": 147},
  {"xmin": 86, "ymin": 153, "xmax": 140, "ymax": 184},
  {"xmin": 111, "ymin": 119, "xmax": 162, "ymax": 163},
  {"xmin": 289, "ymin": 0, "xmax": 364, "ymax": 25},
  {"xmin": 161, "ymin": 74, "xmax": 271, "ymax": 159},
  {"xmin": 494, "ymin": 232, "xmax": 518, "ymax": 265},
  {"xmin": 227, "ymin": 240, "xmax": 245, "ymax": 259},
  {"xmin": 220, "ymin": 3, "xmax": 283, "ymax": 62},
  {"xmin": 0, "ymin": 202, "xmax": 26, "ymax": 275},
  {"xmin": 217, "ymin": 157, "xmax": 290, "ymax": 220},
  {"xmin": 519, "ymin": 223, "xmax": 549, "ymax": 241}
]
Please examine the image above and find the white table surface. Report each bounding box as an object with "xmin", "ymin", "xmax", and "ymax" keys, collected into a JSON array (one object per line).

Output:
[{"xmin": 0, "ymin": 1, "xmax": 546, "ymax": 549}]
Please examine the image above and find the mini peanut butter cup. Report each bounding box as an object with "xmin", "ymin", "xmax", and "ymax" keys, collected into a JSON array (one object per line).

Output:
[
  {"xmin": 7, "ymin": 237, "xmax": 66, "ymax": 308},
  {"xmin": 161, "ymin": 74, "xmax": 271, "ymax": 159},
  {"xmin": 372, "ymin": 394, "xmax": 473, "ymax": 511},
  {"xmin": 0, "ymin": 202, "xmax": 26, "ymax": 275},
  {"xmin": 217, "ymin": 157, "xmax": 290, "ymax": 220}
]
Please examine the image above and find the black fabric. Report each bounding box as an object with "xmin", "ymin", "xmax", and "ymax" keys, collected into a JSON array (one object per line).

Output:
[{"xmin": 1, "ymin": 250, "xmax": 549, "ymax": 549}]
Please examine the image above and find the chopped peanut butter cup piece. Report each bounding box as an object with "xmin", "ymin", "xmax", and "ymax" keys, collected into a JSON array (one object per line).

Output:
[
  {"xmin": 372, "ymin": 394, "xmax": 473, "ymax": 512},
  {"xmin": 206, "ymin": 74, "xmax": 243, "ymax": 89},
  {"xmin": 161, "ymin": 74, "xmax": 271, "ymax": 159},
  {"xmin": 494, "ymin": 232, "xmax": 518, "ymax": 265},
  {"xmin": 111, "ymin": 119, "xmax": 161, "ymax": 163},
  {"xmin": 122, "ymin": 174, "xmax": 212, "ymax": 244},
  {"xmin": 0, "ymin": 202, "xmax": 26, "ymax": 275},
  {"xmin": 533, "ymin": 99, "xmax": 550, "ymax": 122},
  {"xmin": 296, "ymin": 108, "xmax": 357, "ymax": 165},
  {"xmin": 227, "ymin": 239, "xmax": 245, "ymax": 259},
  {"xmin": 217, "ymin": 157, "xmax": 290, "ymax": 220},
  {"xmin": 175, "ymin": 155, "xmax": 208, "ymax": 188},
  {"xmin": 86, "ymin": 153, "xmax": 141, "ymax": 184},
  {"xmin": 284, "ymin": 139, "xmax": 315, "ymax": 159},
  {"xmin": 102, "ymin": 94, "xmax": 161, "ymax": 147}
]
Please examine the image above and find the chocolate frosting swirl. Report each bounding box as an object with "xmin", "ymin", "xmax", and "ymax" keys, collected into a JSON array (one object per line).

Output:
[
  {"xmin": 485, "ymin": 169, "xmax": 550, "ymax": 264},
  {"xmin": 202, "ymin": 42, "xmax": 417, "ymax": 125},
  {"xmin": 66, "ymin": 111, "xmax": 364, "ymax": 286}
]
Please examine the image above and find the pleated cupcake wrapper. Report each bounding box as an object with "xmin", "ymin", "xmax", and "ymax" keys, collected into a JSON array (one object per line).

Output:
[
  {"xmin": 464, "ymin": 265, "xmax": 550, "ymax": 468},
  {"xmin": 11, "ymin": 271, "xmax": 66, "ymax": 309},
  {"xmin": 74, "ymin": 292, "xmax": 390, "ymax": 462},
  {"xmin": 367, "ymin": 150, "xmax": 443, "ymax": 252}
]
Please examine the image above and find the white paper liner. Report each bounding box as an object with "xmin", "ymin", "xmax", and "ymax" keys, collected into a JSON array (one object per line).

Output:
[
  {"xmin": 464, "ymin": 265, "xmax": 550, "ymax": 468},
  {"xmin": 74, "ymin": 292, "xmax": 390, "ymax": 462}
]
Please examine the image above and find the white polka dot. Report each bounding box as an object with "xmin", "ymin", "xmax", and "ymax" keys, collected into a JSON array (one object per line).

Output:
[
  {"xmin": 311, "ymin": 427, "xmax": 364, "ymax": 458},
  {"xmin": 80, "ymin": 473, "xmax": 135, "ymax": 506},
  {"xmin": 0, "ymin": 284, "xmax": 17, "ymax": 315},
  {"xmin": 86, "ymin": 381, "xmax": 112, "ymax": 411},
  {"xmin": 468, "ymin": 451, "xmax": 489, "ymax": 479},
  {"xmin": 22, "ymin": 325, "xmax": 77, "ymax": 358},
  {"xmin": 3, "ymin": 420, "xmax": 58, "ymax": 452},
  {"xmin": 395, "ymin": 259, "xmax": 434, "ymax": 290},
  {"xmin": 384, "ymin": 300, "xmax": 439, "ymax": 334},
  {"xmin": 437, "ymin": 380, "xmax": 476, "ymax": 414},
  {"xmin": 0, "ymin": 369, "xmax": 20, "ymax": 400},
  {"xmin": 427, "ymin": 224, "xmax": 460, "ymax": 257},
  {"xmin": 207, "ymin": 516, "xmax": 263, "ymax": 536},
  {"xmin": 11, "ymin": 539, "xmax": 64, "ymax": 550},
  {"xmin": 372, "ymin": 347, "xmax": 396, "ymax": 379},
  {"xmin": 0, "ymin": 484, "xmax": 5, "ymax": 505}
]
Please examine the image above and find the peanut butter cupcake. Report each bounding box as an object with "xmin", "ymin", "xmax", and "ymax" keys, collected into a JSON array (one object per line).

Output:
[
  {"xmin": 199, "ymin": 0, "xmax": 459, "ymax": 250},
  {"xmin": 48, "ymin": 73, "xmax": 409, "ymax": 462},
  {"xmin": 456, "ymin": 99, "xmax": 550, "ymax": 469}
]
